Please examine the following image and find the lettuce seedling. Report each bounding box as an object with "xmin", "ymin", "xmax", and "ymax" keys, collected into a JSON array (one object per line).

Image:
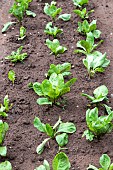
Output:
[
  {"xmin": 8, "ymin": 70, "xmax": 16, "ymax": 84},
  {"xmin": 77, "ymin": 20, "xmax": 101, "ymax": 38},
  {"xmin": 83, "ymin": 51, "xmax": 110, "ymax": 78},
  {"xmin": 34, "ymin": 152, "xmax": 71, "ymax": 170},
  {"xmin": 44, "ymin": 22, "xmax": 63, "ymax": 38},
  {"xmin": 44, "ymin": 1, "xmax": 62, "ymax": 20},
  {"xmin": 82, "ymin": 106, "xmax": 113, "ymax": 141},
  {"xmin": 73, "ymin": 8, "xmax": 94, "ymax": 19},
  {"xmin": 47, "ymin": 63, "xmax": 71, "ymax": 77},
  {"xmin": 87, "ymin": 154, "xmax": 113, "ymax": 170},
  {"xmin": 9, "ymin": 0, "xmax": 32, "ymax": 22},
  {"xmin": 0, "ymin": 161, "xmax": 12, "ymax": 170},
  {"xmin": 30, "ymin": 72, "xmax": 76, "ymax": 105},
  {"xmin": 34, "ymin": 117, "xmax": 76, "ymax": 154},
  {"xmin": 0, "ymin": 120, "xmax": 9, "ymax": 156},
  {"xmin": 82, "ymin": 85, "xmax": 108, "ymax": 104},
  {"xmin": 5, "ymin": 46, "xmax": 27, "ymax": 63},
  {"xmin": 72, "ymin": 0, "xmax": 89, "ymax": 7},
  {"xmin": 0, "ymin": 95, "xmax": 12, "ymax": 117},
  {"xmin": 2, "ymin": 22, "xmax": 16, "ymax": 33},
  {"xmin": 18, "ymin": 26, "xmax": 26, "ymax": 40},
  {"xmin": 46, "ymin": 39, "xmax": 67, "ymax": 56},
  {"xmin": 74, "ymin": 32, "xmax": 103, "ymax": 55}
]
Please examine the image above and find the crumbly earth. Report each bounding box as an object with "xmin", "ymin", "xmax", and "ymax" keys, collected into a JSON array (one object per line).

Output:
[{"xmin": 0, "ymin": 0, "xmax": 113, "ymax": 169}]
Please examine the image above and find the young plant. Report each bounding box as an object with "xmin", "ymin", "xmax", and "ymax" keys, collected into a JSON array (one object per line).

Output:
[
  {"xmin": 34, "ymin": 152, "xmax": 71, "ymax": 170},
  {"xmin": 2, "ymin": 22, "xmax": 16, "ymax": 33},
  {"xmin": 44, "ymin": 1, "xmax": 62, "ymax": 20},
  {"xmin": 34, "ymin": 117, "xmax": 76, "ymax": 154},
  {"xmin": 73, "ymin": 8, "xmax": 94, "ymax": 19},
  {"xmin": 5, "ymin": 46, "xmax": 27, "ymax": 63},
  {"xmin": 87, "ymin": 154, "xmax": 113, "ymax": 170},
  {"xmin": 74, "ymin": 32, "xmax": 103, "ymax": 55},
  {"xmin": 0, "ymin": 120, "xmax": 9, "ymax": 156},
  {"xmin": 82, "ymin": 85, "xmax": 108, "ymax": 104},
  {"xmin": 8, "ymin": 70, "xmax": 16, "ymax": 84},
  {"xmin": 29, "ymin": 72, "xmax": 76, "ymax": 105},
  {"xmin": 0, "ymin": 95, "xmax": 12, "ymax": 117},
  {"xmin": 44, "ymin": 22, "xmax": 63, "ymax": 38},
  {"xmin": 18, "ymin": 26, "xmax": 26, "ymax": 40},
  {"xmin": 82, "ymin": 106, "xmax": 113, "ymax": 141},
  {"xmin": 0, "ymin": 161, "xmax": 12, "ymax": 170},
  {"xmin": 46, "ymin": 39, "xmax": 67, "ymax": 56},
  {"xmin": 9, "ymin": 0, "xmax": 32, "ymax": 22},
  {"xmin": 83, "ymin": 51, "xmax": 110, "ymax": 78},
  {"xmin": 72, "ymin": 0, "xmax": 89, "ymax": 7},
  {"xmin": 77, "ymin": 20, "xmax": 101, "ymax": 38},
  {"xmin": 46, "ymin": 62, "xmax": 71, "ymax": 77}
]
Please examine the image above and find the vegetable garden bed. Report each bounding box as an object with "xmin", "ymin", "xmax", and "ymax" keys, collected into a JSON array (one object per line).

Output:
[{"xmin": 0, "ymin": 0, "xmax": 113, "ymax": 169}]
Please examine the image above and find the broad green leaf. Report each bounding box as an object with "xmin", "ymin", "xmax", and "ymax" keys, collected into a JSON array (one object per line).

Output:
[
  {"xmin": 3, "ymin": 95, "xmax": 10, "ymax": 111},
  {"xmin": 0, "ymin": 146, "xmax": 7, "ymax": 156},
  {"xmin": 0, "ymin": 161, "xmax": 12, "ymax": 170},
  {"xmin": 26, "ymin": 10, "xmax": 36, "ymax": 17},
  {"xmin": 33, "ymin": 117, "xmax": 46, "ymax": 133},
  {"xmin": 52, "ymin": 152, "xmax": 71, "ymax": 170},
  {"xmin": 37, "ymin": 98, "xmax": 52, "ymax": 105},
  {"xmin": 99, "ymin": 154, "xmax": 111, "ymax": 169},
  {"xmin": 57, "ymin": 122, "xmax": 76, "ymax": 133},
  {"xmin": 58, "ymin": 14, "xmax": 71, "ymax": 21},
  {"xmin": 8, "ymin": 70, "xmax": 15, "ymax": 84},
  {"xmin": 81, "ymin": 93, "xmax": 95, "ymax": 101},
  {"xmin": 109, "ymin": 163, "xmax": 113, "ymax": 170},
  {"xmin": 45, "ymin": 124, "xmax": 54, "ymax": 137},
  {"xmin": 2, "ymin": 22, "xmax": 16, "ymax": 33},
  {"xmin": 33, "ymin": 82, "xmax": 43, "ymax": 96},
  {"xmin": 93, "ymin": 85, "xmax": 108, "ymax": 99},
  {"xmin": 64, "ymin": 78, "xmax": 77, "ymax": 88},
  {"xmin": 36, "ymin": 138, "xmax": 50, "ymax": 154},
  {"xmin": 56, "ymin": 133, "xmax": 68, "ymax": 147},
  {"xmin": 0, "ymin": 120, "xmax": 9, "ymax": 145},
  {"xmin": 93, "ymin": 30, "xmax": 101, "ymax": 39}
]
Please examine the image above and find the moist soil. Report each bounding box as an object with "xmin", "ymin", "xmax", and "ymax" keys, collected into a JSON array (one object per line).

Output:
[{"xmin": 0, "ymin": 0, "xmax": 113, "ymax": 169}]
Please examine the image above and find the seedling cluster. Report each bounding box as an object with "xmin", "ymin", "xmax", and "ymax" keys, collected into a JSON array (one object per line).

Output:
[{"xmin": 1, "ymin": 0, "xmax": 112, "ymax": 169}]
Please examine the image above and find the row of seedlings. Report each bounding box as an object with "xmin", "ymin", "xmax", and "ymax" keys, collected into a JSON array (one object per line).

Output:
[
  {"xmin": 72, "ymin": 0, "xmax": 113, "ymax": 169},
  {"xmin": 30, "ymin": 1, "xmax": 77, "ymax": 169}
]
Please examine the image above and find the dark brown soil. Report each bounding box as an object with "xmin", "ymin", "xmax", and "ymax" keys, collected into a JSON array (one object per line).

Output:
[{"xmin": 0, "ymin": 0, "xmax": 113, "ymax": 169}]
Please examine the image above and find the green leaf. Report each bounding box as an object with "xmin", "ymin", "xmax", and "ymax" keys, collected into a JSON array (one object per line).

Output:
[
  {"xmin": 26, "ymin": 10, "xmax": 36, "ymax": 17},
  {"xmin": 0, "ymin": 120, "xmax": 9, "ymax": 145},
  {"xmin": 34, "ymin": 165, "xmax": 46, "ymax": 170},
  {"xmin": 18, "ymin": 26, "xmax": 26, "ymax": 40},
  {"xmin": 36, "ymin": 138, "xmax": 50, "ymax": 154},
  {"xmin": 57, "ymin": 122, "xmax": 76, "ymax": 133},
  {"xmin": 3, "ymin": 95, "xmax": 10, "ymax": 112},
  {"xmin": 56, "ymin": 133, "xmax": 68, "ymax": 147},
  {"xmin": 58, "ymin": 14, "xmax": 71, "ymax": 21},
  {"xmin": 64, "ymin": 78, "xmax": 77, "ymax": 88},
  {"xmin": 0, "ymin": 161, "xmax": 12, "ymax": 170},
  {"xmin": 81, "ymin": 93, "xmax": 95, "ymax": 101},
  {"xmin": 43, "ymin": 160, "xmax": 50, "ymax": 170},
  {"xmin": 37, "ymin": 98, "xmax": 52, "ymax": 105},
  {"xmin": 52, "ymin": 152, "xmax": 71, "ymax": 170},
  {"xmin": 33, "ymin": 117, "xmax": 46, "ymax": 133},
  {"xmin": 33, "ymin": 82, "xmax": 43, "ymax": 96},
  {"xmin": 93, "ymin": 85, "xmax": 108, "ymax": 100},
  {"xmin": 99, "ymin": 154, "xmax": 111, "ymax": 169},
  {"xmin": 45, "ymin": 124, "xmax": 54, "ymax": 137},
  {"xmin": 2, "ymin": 22, "xmax": 16, "ymax": 33},
  {"xmin": 93, "ymin": 30, "xmax": 101, "ymax": 39},
  {"xmin": 8, "ymin": 70, "xmax": 15, "ymax": 84},
  {"xmin": 46, "ymin": 39, "xmax": 67, "ymax": 56},
  {"xmin": 0, "ymin": 146, "xmax": 7, "ymax": 156}
]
